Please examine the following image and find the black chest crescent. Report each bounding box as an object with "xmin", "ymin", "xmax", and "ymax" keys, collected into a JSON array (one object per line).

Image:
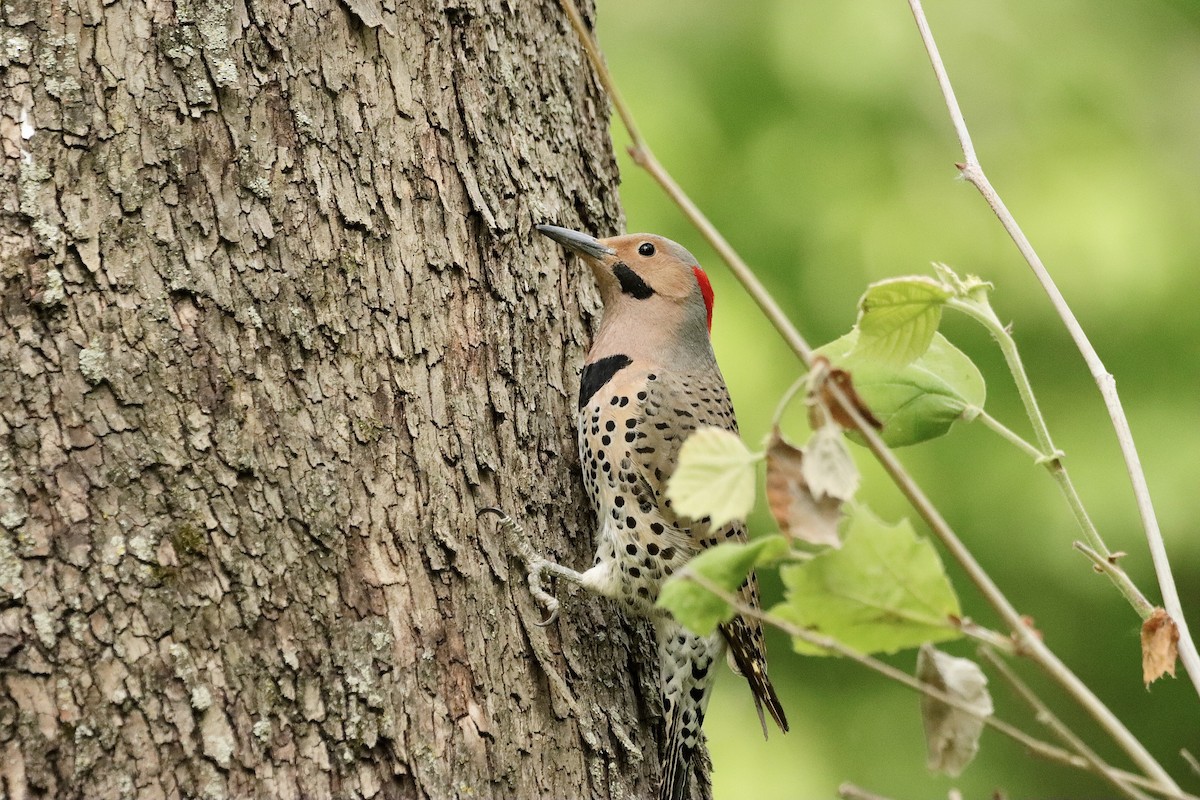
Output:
[{"xmin": 578, "ymin": 354, "xmax": 633, "ymax": 410}]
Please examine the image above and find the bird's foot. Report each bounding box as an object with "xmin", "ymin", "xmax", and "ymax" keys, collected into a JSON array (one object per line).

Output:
[{"xmin": 478, "ymin": 507, "xmax": 566, "ymax": 626}]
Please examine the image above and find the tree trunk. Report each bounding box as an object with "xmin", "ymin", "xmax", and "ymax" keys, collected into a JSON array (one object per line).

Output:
[{"xmin": 0, "ymin": 1, "xmax": 697, "ymax": 797}]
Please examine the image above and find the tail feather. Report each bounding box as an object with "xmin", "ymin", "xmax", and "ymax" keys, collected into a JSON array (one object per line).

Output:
[
  {"xmin": 658, "ymin": 715, "xmax": 696, "ymax": 800},
  {"xmin": 721, "ymin": 616, "xmax": 789, "ymax": 735},
  {"xmin": 656, "ymin": 621, "xmax": 722, "ymax": 800}
]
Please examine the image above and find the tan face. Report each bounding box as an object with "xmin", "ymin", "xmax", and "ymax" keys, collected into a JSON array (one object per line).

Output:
[
  {"xmin": 535, "ymin": 225, "xmax": 714, "ymax": 332},
  {"xmin": 593, "ymin": 234, "xmax": 702, "ymax": 302},
  {"xmin": 535, "ymin": 226, "xmax": 710, "ymax": 333}
]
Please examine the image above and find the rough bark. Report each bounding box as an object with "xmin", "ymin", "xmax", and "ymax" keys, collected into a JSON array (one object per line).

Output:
[{"xmin": 0, "ymin": 0, "xmax": 695, "ymax": 797}]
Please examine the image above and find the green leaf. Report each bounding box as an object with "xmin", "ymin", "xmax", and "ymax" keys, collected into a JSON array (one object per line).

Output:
[
  {"xmin": 658, "ymin": 536, "xmax": 790, "ymax": 635},
  {"xmin": 666, "ymin": 427, "xmax": 759, "ymax": 529},
  {"xmin": 816, "ymin": 330, "xmax": 985, "ymax": 447},
  {"xmin": 854, "ymin": 277, "xmax": 952, "ymax": 366},
  {"xmin": 772, "ymin": 505, "xmax": 962, "ymax": 656},
  {"xmin": 932, "ymin": 262, "xmax": 993, "ymax": 301}
]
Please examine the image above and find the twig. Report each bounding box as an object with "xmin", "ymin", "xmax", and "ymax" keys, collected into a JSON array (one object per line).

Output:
[
  {"xmin": 956, "ymin": 617, "xmax": 1017, "ymax": 655},
  {"xmin": 979, "ymin": 647, "xmax": 1155, "ymax": 800},
  {"xmin": 685, "ymin": 572, "xmax": 1196, "ymax": 800},
  {"xmin": 1075, "ymin": 542, "xmax": 1155, "ymax": 619},
  {"xmin": 555, "ymin": 0, "xmax": 1179, "ymax": 790},
  {"xmin": 907, "ymin": 0, "xmax": 1200, "ymax": 698}
]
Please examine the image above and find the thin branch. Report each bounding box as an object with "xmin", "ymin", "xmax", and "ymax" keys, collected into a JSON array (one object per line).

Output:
[
  {"xmin": 907, "ymin": 0, "xmax": 1200, "ymax": 698},
  {"xmin": 1075, "ymin": 542, "xmax": 1156, "ymax": 619},
  {"xmin": 979, "ymin": 647, "xmax": 1156, "ymax": 800},
  {"xmin": 907, "ymin": 4, "xmax": 977, "ymax": 166},
  {"xmin": 685, "ymin": 572, "xmax": 1196, "ymax": 800},
  {"xmin": 555, "ymin": 0, "xmax": 1179, "ymax": 789},
  {"xmin": 956, "ymin": 616, "xmax": 1017, "ymax": 655}
]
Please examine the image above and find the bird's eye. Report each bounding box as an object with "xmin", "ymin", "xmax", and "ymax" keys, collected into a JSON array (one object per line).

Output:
[{"xmin": 637, "ymin": 242, "xmax": 656, "ymax": 257}]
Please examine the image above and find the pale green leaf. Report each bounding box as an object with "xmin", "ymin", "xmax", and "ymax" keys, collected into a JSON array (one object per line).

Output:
[
  {"xmin": 801, "ymin": 423, "xmax": 860, "ymax": 502},
  {"xmin": 666, "ymin": 427, "xmax": 759, "ymax": 529},
  {"xmin": 657, "ymin": 536, "xmax": 790, "ymax": 635},
  {"xmin": 854, "ymin": 277, "xmax": 952, "ymax": 366},
  {"xmin": 773, "ymin": 505, "xmax": 962, "ymax": 656},
  {"xmin": 932, "ymin": 262, "xmax": 993, "ymax": 300},
  {"xmin": 816, "ymin": 330, "xmax": 985, "ymax": 447}
]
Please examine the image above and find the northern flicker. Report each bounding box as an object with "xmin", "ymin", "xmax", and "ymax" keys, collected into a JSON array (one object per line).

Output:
[{"xmin": 491, "ymin": 224, "xmax": 789, "ymax": 800}]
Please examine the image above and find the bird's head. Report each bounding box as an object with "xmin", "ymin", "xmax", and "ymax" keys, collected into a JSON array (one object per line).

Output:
[{"xmin": 537, "ymin": 224, "xmax": 715, "ymax": 340}]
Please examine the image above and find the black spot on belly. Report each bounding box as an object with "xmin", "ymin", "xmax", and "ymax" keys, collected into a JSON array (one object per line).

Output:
[{"xmin": 580, "ymin": 355, "xmax": 633, "ymax": 410}]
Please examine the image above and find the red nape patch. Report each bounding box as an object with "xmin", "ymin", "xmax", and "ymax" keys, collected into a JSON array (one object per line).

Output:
[{"xmin": 692, "ymin": 266, "xmax": 715, "ymax": 332}]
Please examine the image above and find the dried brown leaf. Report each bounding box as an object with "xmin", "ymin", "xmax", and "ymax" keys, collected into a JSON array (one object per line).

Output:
[
  {"xmin": 813, "ymin": 359, "xmax": 883, "ymax": 431},
  {"xmin": 1141, "ymin": 607, "xmax": 1179, "ymax": 687},
  {"xmin": 917, "ymin": 644, "xmax": 992, "ymax": 777},
  {"xmin": 765, "ymin": 431, "xmax": 843, "ymax": 548}
]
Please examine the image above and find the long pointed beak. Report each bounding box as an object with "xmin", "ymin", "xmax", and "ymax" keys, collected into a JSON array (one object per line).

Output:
[{"xmin": 536, "ymin": 224, "xmax": 615, "ymax": 259}]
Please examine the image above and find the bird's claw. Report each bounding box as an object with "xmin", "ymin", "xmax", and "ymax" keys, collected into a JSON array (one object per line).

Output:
[
  {"xmin": 525, "ymin": 557, "xmax": 562, "ymax": 626},
  {"xmin": 477, "ymin": 506, "xmax": 514, "ymax": 527},
  {"xmin": 533, "ymin": 598, "xmax": 560, "ymax": 627},
  {"xmin": 479, "ymin": 506, "xmax": 562, "ymax": 626}
]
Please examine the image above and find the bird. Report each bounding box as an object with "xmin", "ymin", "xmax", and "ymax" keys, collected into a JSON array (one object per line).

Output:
[{"xmin": 495, "ymin": 223, "xmax": 789, "ymax": 800}]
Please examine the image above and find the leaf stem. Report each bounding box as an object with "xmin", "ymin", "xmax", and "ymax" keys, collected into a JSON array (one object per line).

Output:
[
  {"xmin": 908, "ymin": 0, "xmax": 1200, "ymax": 697},
  {"xmin": 770, "ymin": 373, "xmax": 809, "ymax": 432},
  {"xmin": 974, "ymin": 410, "xmax": 1046, "ymax": 463},
  {"xmin": 944, "ymin": 298, "xmax": 1057, "ymax": 456},
  {"xmin": 852, "ymin": 393, "xmax": 1176, "ymax": 789}
]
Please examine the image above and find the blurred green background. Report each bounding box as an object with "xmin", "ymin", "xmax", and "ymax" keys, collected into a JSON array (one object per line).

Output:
[{"xmin": 594, "ymin": 1, "xmax": 1200, "ymax": 797}]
